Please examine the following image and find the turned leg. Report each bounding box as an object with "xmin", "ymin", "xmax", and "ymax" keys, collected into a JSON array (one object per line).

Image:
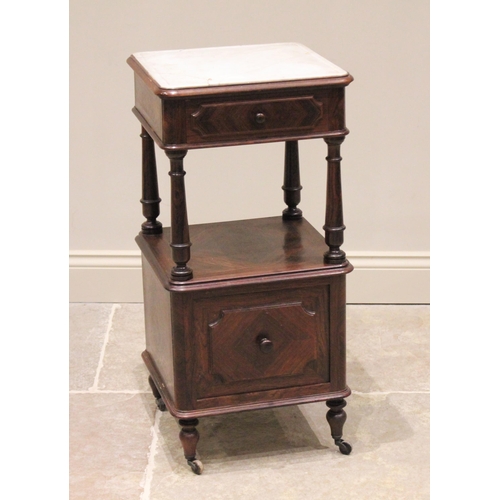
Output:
[
  {"xmin": 282, "ymin": 140, "xmax": 303, "ymax": 220},
  {"xmin": 148, "ymin": 376, "xmax": 166, "ymax": 412},
  {"xmin": 326, "ymin": 398, "xmax": 352, "ymax": 455},
  {"xmin": 166, "ymin": 149, "xmax": 193, "ymax": 281},
  {"xmin": 179, "ymin": 418, "xmax": 203, "ymax": 474},
  {"xmin": 140, "ymin": 127, "xmax": 163, "ymax": 234},
  {"xmin": 323, "ymin": 137, "xmax": 348, "ymax": 266}
]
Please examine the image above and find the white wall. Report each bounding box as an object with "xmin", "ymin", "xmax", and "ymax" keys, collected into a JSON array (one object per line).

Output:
[{"xmin": 69, "ymin": 0, "xmax": 429, "ymax": 303}]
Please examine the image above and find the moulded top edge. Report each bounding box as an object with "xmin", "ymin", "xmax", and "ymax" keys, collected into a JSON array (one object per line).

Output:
[{"xmin": 129, "ymin": 43, "xmax": 349, "ymax": 91}]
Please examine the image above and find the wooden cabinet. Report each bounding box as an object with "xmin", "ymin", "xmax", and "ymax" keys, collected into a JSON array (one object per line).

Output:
[{"xmin": 128, "ymin": 43, "xmax": 354, "ymax": 474}]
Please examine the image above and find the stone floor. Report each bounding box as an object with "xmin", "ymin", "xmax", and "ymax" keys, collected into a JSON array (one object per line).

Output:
[{"xmin": 69, "ymin": 304, "xmax": 429, "ymax": 500}]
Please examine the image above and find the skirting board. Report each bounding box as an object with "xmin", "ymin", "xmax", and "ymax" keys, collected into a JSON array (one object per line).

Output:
[{"xmin": 69, "ymin": 250, "xmax": 429, "ymax": 304}]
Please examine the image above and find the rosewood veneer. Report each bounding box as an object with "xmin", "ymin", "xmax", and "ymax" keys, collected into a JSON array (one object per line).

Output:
[{"xmin": 128, "ymin": 43, "xmax": 354, "ymax": 474}]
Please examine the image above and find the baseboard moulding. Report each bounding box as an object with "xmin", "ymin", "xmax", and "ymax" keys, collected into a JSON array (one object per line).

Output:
[{"xmin": 69, "ymin": 249, "xmax": 429, "ymax": 304}]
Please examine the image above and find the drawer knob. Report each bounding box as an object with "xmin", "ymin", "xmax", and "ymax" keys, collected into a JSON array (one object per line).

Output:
[
  {"xmin": 258, "ymin": 336, "xmax": 273, "ymax": 353},
  {"xmin": 255, "ymin": 112, "xmax": 266, "ymax": 124}
]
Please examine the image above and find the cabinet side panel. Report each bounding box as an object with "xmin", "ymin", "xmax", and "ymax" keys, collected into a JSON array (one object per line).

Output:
[
  {"xmin": 330, "ymin": 274, "xmax": 347, "ymax": 390},
  {"xmin": 328, "ymin": 87, "xmax": 346, "ymax": 131},
  {"xmin": 142, "ymin": 255, "xmax": 175, "ymax": 401},
  {"xmin": 163, "ymin": 99, "xmax": 187, "ymax": 146},
  {"xmin": 134, "ymin": 74, "xmax": 163, "ymax": 138}
]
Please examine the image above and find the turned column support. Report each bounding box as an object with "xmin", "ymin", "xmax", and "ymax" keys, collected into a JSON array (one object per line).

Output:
[
  {"xmin": 282, "ymin": 140, "xmax": 303, "ymax": 220},
  {"xmin": 148, "ymin": 376, "xmax": 166, "ymax": 412},
  {"xmin": 323, "ymin": 137, "xmax": 348, "ymax": 266},
  {"xmin": 326, "ymin": 398, "xmax": 352, "ymax": 455},
  {"xmin": 166, "ymin": 149, "xmax": 193, "ymax": 281},
  {"xmin": 179, "ymin": 418, "xmax": 203, "ymax": 474},
  {"xmin": 140, "ymin": 127, "xmax": 162, "ymax": 234}
]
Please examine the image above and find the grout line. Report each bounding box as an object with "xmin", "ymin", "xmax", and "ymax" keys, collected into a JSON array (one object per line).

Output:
[
  {"xmin": 352, "ymin": 390, "xmax": 430, "ymax": 395},
  {"xmin": 70, "ymin": 388, "xmax": 429, "ymax": 396},
  {"xmin": 140, "ymin": 409, "xmax": 161, "ymax": 500},
  {"xmin": 69, "ymin": 388, "xmax": 429, "ymax": 395},
  {"xmin": 70, "ymin": 389, "xmax": 150, "ymax": 394},
  {"xmin": 89, "ymin": 304, "xmax": 120, "ymax": 392}
]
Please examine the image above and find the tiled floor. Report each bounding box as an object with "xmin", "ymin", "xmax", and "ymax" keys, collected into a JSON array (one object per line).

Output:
[{"xmin": 69, "ymin": 304, "xmax": 429, "ymax": 499}]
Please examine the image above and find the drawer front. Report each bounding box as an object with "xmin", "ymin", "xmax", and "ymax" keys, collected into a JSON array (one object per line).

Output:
[
  {"xmin": 193, "ymin": 286, "xmax": 330, "ymax": 399},
  {"xmin": 186, "ymin": 95, "xmax": 325, "ymax": 143}
]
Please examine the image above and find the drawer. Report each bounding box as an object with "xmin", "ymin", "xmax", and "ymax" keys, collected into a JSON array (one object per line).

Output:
[
  {"xmin": 186, "ymin": 95, "xmax": 325, "ymax": 143},
  {"xmin": 193, "ymin": 285, "xmax": 330, "ymax": 399},
  {"xmin": 134, "ymin": 85, "xmax": 346, "ymax": 148}
]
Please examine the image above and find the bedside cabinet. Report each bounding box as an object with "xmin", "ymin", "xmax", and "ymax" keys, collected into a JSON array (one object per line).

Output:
[{"xmin": 127, "ymin": 43, "xmax": 354, "ymax": 474}]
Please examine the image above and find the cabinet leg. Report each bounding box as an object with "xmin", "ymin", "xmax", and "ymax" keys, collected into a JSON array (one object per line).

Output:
[
  {"xmin": 148, "ymin": 376, "xmax": 166, "ymax": 412},
  {"xmin": 179, "ymin": 418, "xmax": 203, "ymax": 475},
  {"xmin": 326, "ymin": 398, "xmax": 352, "ymax": 455}
]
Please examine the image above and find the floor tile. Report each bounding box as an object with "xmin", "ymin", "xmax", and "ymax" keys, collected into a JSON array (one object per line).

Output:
[
  {"xmin": 98, "ymin": 303, "xmax": 150, "ymax": 391},
  {"xmin": 69, "ymin": 392, "xmax": 155, "ymax": 500},
  {"xmin": 148, "ymin": 393, "xmax": 429, "ymax": 499},
  {"xmin": 69, "ymin": 304, "xmax": 430, "ymax": 499},
  {"xmin": 347, "ymin": 305, "xmax": 429, "ymax": 392},
  {"xmin": 69, "ymin": 303, "xmax": 113, "ymax": 390}
]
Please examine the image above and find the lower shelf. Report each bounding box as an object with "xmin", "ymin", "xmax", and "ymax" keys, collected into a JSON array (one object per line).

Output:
[
  {"xmin": 141, "ymin": 266, "xmax": 350, "ymax": 418},
  {"xmin": 136, "ymin": 215, "xmax": 353, "ymax": 289},
  {"xmin": 138, "ymin": 215, "xmax": 353, "ymax": 473}
]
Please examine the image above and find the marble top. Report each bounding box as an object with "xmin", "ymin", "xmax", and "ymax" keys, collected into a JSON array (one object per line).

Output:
[{"xmin": 131, "ymin": 43, "xmax": 348, "ymax": 90}]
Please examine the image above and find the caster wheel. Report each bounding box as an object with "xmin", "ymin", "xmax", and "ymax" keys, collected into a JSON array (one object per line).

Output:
[
  {"xmin": 155, "ymin": 397, "xmax": 167, "ymax": 412},
  {"xmin": 187, "ymin": 459, "xmax": 204, "ymax": 475},
  {"xmin": 337, "ymin": 440, "xmax": 352, "ymax": 455}
]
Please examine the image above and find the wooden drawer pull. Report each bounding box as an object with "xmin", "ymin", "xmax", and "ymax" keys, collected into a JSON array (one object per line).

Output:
[{"xmin": 257, "ymin": 335, "xmax": 273, "ymax": 353}]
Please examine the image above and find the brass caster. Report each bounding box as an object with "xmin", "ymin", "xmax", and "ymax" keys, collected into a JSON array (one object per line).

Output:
[
  {"xmin": 155, "ymin": 397, "xmax": 167, "ymax": 412},
  {"xmin": 187, "ymin": 459, "xmax": 204, "ymax": 475},
  {"xmin": 336, "ymin": 439, "xmax": 352, "ymax": 455}
]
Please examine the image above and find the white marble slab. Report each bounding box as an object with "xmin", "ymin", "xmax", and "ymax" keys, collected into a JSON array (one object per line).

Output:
[{"xmin": 132, "ymin": 43, "xmax": 348, "ymax": 90}]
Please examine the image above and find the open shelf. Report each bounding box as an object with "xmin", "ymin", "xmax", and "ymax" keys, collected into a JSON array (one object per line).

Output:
[{"xmin": 136, "ymin": 216, "xmax": 351, "ymax": 288}]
